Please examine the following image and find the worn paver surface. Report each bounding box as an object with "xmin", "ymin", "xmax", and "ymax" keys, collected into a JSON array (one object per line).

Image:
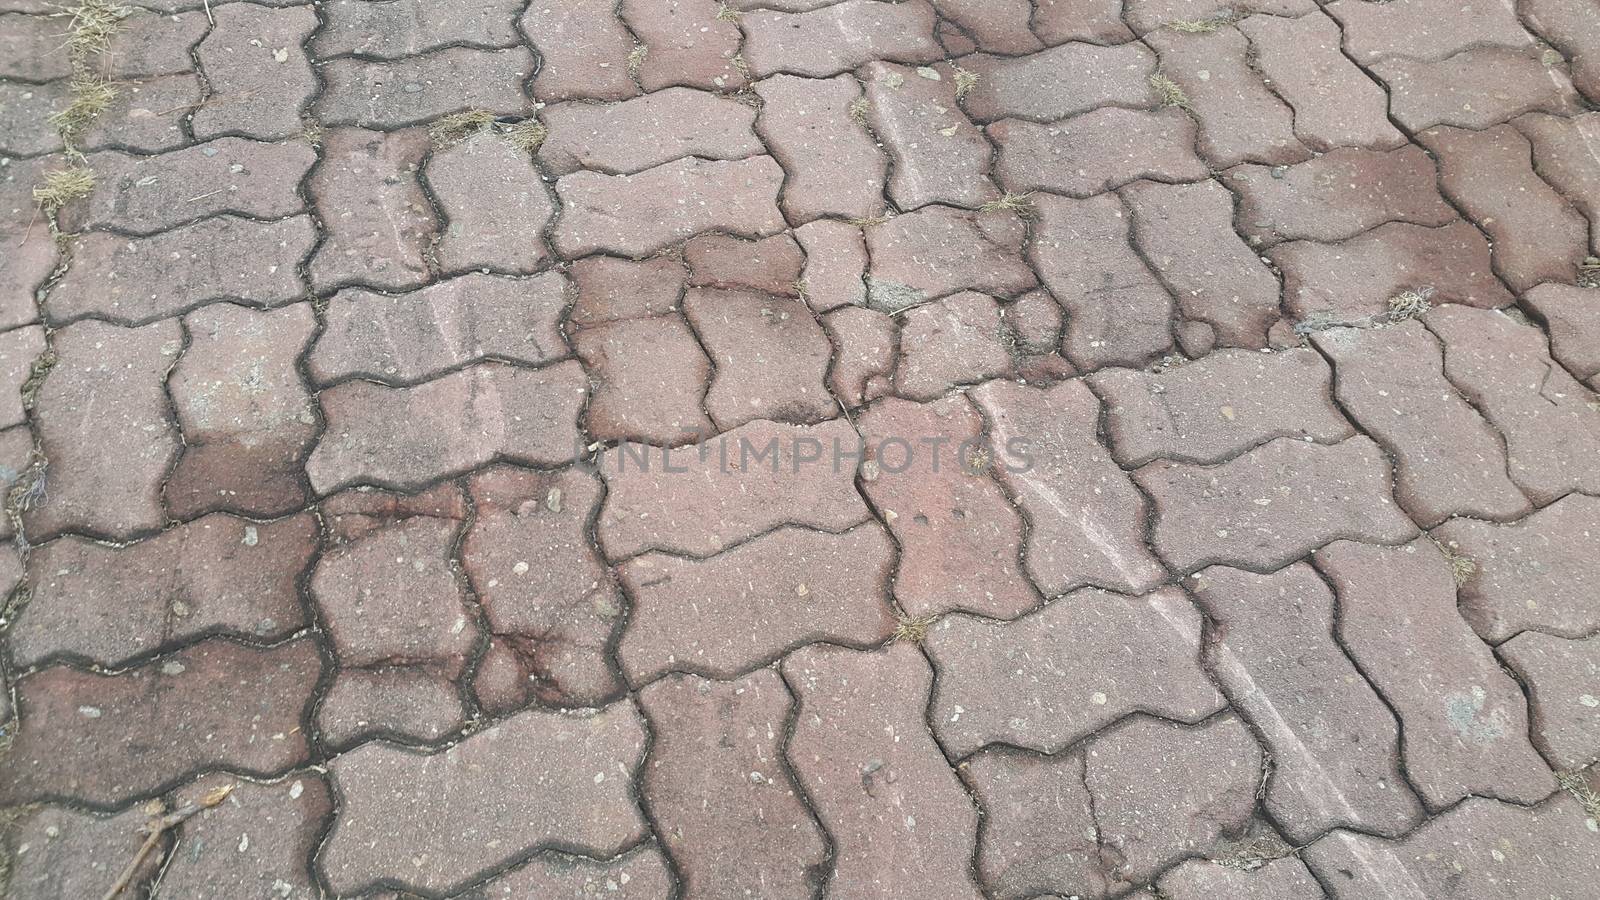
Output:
[{"xmin": 2, "ymin": 1, "xmax": 1599, "ymax": 897}]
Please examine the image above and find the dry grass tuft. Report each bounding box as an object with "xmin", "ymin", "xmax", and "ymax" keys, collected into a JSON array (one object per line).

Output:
[
  {"xmin": 503, "ymin": 119, "xmax": 547, "ymax": 154},
  {"xmin": 893, "ymin": 614, "xmax": 937, "ymax": 644},
  {"xmin": 429, "ymin": 109, "xmax": 496, "ymax": 147},
  {"xmin": 1387, "ymin": 286, "xmax": 1434, "ymax": 321},
  {"xmin": 1580, "ymin": 256, "xmax": 1600, "ymax": 288},
  {"xmin": 1558, "ymin": 771, "xmax": 1600, "ymax": 821},
  {"xmin": 1150, "ymin": 72, "xmax": 1191, "ymax": 110},
  {"xmin": 49, "ymin": 73, "xmax": 118, "ymax": 141},
  {"xmin": 32, "ymin": 168, "xmax": 94, "ymax": 213},
  {"xmin": 715, "ymin": 2, "xmax": 740, "ymax": 21},
  {"xmin": 952, "ymin": 66, "xmax": 979, "ymax": 101},
  {"xmin": 1433, "ymin": 540, "xmax": 1477, "ymax": 586},
  {"xmin": 848, "ymin": 95, "xmax": 871, "ymax": 126},
  {"xmin": 846, "ymin": 213, "xmax": 890, "ymax": 228},
  {"xmin": 980, "ymin": 192, "xmax": 1037, "ymax": 220},
  {"xmin": 627, "ymin": 43, "xmax": 649, "ymax": 77},
  {"xmin": 61, "ymin": 0, "xmax": 133, "ymax": 58}
]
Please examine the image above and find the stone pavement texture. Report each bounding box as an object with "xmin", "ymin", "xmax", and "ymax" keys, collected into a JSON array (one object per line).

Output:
[{"xmin": 0, "ymin": 0, "xmax": 1598, "ymax": 897}]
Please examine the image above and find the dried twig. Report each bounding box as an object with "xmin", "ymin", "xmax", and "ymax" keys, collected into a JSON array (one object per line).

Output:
[{"xmin": 100, "ymin": 783, "xmax": 234, "ymax": 900}]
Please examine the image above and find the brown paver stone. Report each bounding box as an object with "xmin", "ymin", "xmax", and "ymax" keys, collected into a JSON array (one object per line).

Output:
[
  {"xmin": 318, "ymin": 667, "xmax": 468, "ymax": 747},
  {"xmin": 553, "ymin": 156, "xmax": 787, "ymax": 258},
  {"xmin": 1124, "ymin": 0, "xmax": 1314, "ymax": 34},
  {"xmin": 459, "ymin": 847, "xmax": 675, "ymax": 898},
  {"xmin": 569, "ymin": 253, "xmax": 687, "ymax": 327},
  {"xmin": 521, "ymin": 0, "xmax": 640, "ymax": 102},
  {"xmin": 540, "ymin": 87, "xmax": 762, "ymax": 176},
  {"xmin": 0, "ymin": 637, "xmax": 321, "ymax": 806},
  {"xmin": 741, "ymin": 0, "xmax": 941, "ymax": 78},
  {"xmin": 0, "ymin": 82, "xmax": 65, "ymax": 156},
  {"xmin": 1302, "ymin": 794, "xmax": 1600, "ymax": 898},
  {"xmin": 754, "ymin": 72, "xmax": 887, "ymax": 222},
  {"xmin": 306, "ymin": 360, "xmax": 587, "ymax": 493},
  {"xmin": 575, "ymin": 314, "xmax": 714, "ymax": 445},
  {"xmin": 1090, "ymin": 348, "xmax": 1353, "ymax": 467},
  {"xmin": 193, "ymin": 3, "xmax": 317, "ymax": 141},
  {"xmin": 427, "ymin": 131, "xmax": 553, "ymax": 274},
  {"xmin": 1526, "ymin": 283, "xmax": 1600, "ymax": 381},
  {"xmin": 1031, "ymin": 192, "xmax": 1174, "ymax": 370},
  {"xmin": 0, "ymin": 13, "xmax": 73, "ymax": 81},
  {"xmin": 862, "ymin": 61, "xmax": 999, "ymax": 211},
  {"xmin": 639, "ymin": 669, "xmax": 827, "ymax": 897},
  {"xmin": 1147, "ymin": 27, "xmax": 1309, "ymax": 169},
  {"xmin": 1190, "ymin": 563, "xmax": 1424, "ymax": 842},
  {"xmin": 1326, "ymin": 0, "xmax": 1534, "ymax": 65},
  {"xmin": 1523, "ymin": 0, "xmax": 1600, "ymax": 101},
  {"xmin": 1517, "ymin": 112, "xmax": 1600, "ymax": 256},
  {"xmin": 783, "ymin": 642, "xmax": 984, "ymax": 899},
  {"xmin": 596, "ymin": 418, "xmax": 869, "ymax": 559},
  {"xmin": 76, "ymin": 73, "xmax": 202, "ymax": 154},
  {"xmin": 824, "ymin": 305, "xmax": 896, "ymax": 407},
  {"xmin": 1421, "ymin": 124, "xmax": 1588, "ymax": 291},
  {"xmin": 25, "ymin": 319, "xmax": 180, "ymax": 540},
  {"xmin": 46, "ymin": 215, "xmax": 315, "ymax": 326},
  {"xmin": 0, "ymin": 165, "xmax": 55, "ymax": 328},
  {"xmin": 796, "ymin": 219, "xmax": 868, "ymax": 313},
  {"xmin": 319, "ymin": 701, "xmax": 649, "ymax": 896},
  {"xmin": 1311, "ymin": 321, "xmax": 1530, "ymax": 526},
  {"xmin": 1034, "ymin": 0, "xmax": 1134, "ymax": 43},
  {"xmin": 1376, "ymin": 46, "xmax": 1582, "ymax": 131},
  {"xmin": 1434, "ymin": 493, "xmax": 1600, "ymax": 643},
  {"xmin": 929, "ymin": 0, "xmax": 1040, "ymax": 54},
  {"xmin": 1121, "ymin": 178, "xmax": 1283, "ymax": 348},
  {"xmin": 685, "ymin": 232, "xmax": 804, "ymax": 297},
  {"xmin": 618, "ymin": 521, "xmax": 896, "ymax": 683},
  {"xmin": 315, "ymin": 0, "xmax": 524, "ymax": 58},
  {"xmin": 312, "ymin": 272, "xmax": 569, "ymax": 385},
  {"xmin": 1500, "ymin": 630, "xmax": 1600, "ymax": 770},
  {"xmin": 1158, "ymin": 855, "xmax": 1325, "ymax": 900},
  {"xmin": 989, "ymin": 107, "xmax": 1207, "ymax": 197},
  {"xmin": 1137, "ymin": 436, "xmax": 1417, "ymax": 573},
  {"xmin": 682, "ymin": 287, "xmax": 835, "ymax": 429},
  {"xmin": 153, "ymin": 774, "xmax": 330, "ymax": 898},
  {"xmin": 858, "ymin": 395, "xmax": 1037, "ymax": 618},
  {"xmin": 316, "ymin": 47, "xmax": 534, "ymax": 128},
  {"xmin": 100, "ymin": 9, "xmax": 207, "ymax": 77},
  {"xmin": 894, "ymin": 291, "xmax": 1013, "ymax": 399},
  {"xmin": 971, "ymin": 378, "xmax": 1168, "ymax": 595},
  {"xmin": 621, "ymin": 0, "xmax": 747, "ymax": 91},
  {"xmin": 1238, "ymin": 11, "xmax": 1405, "ymax": 151},
  {"xmin": 1317, "ymin": 539, "xmax": 1555, "ymax": 808},
  {"xmin": 168, "ymin": 303, "xmax": 316, "ymax": 518},
  {"xmin": 0, "ymin": 428, "xmax": 32, "ymax": 542},
  {"xmin": 308, "ymin": 128, "xmax": 438, "ymax": 293},
  {"xmin": 10, "ymin": 512, "xmax": 314, "ymax": 668},
  {"xmin": 960, "ymin": 42, "xmax": 1158, "ymax": 123},
  {"xmin": 1425, "ymin": 305, "xmax": 1600, "ymax": 503},
  {"xmin": 0, "ymin": 804, "xmax": 167, "ymax": 900},
  {"xmin": 1231, "ymin": 146, "xmax": 1455, "ymax": 246},
  {"xmin": 964, "ymin": 748, "xmax": 1105, "ymax": 900},
  {"xmin": 926, "ymin": 585, "xmax": 1222, "ymax": 758},
  {"xmin": 0, "ymin": 324, "xmax": 42, "ymax": 430},
  {"xmin": 865, "ymin": 205, "xmax": 1035, "ymax": 310},
  {"xmin": 463, "ymin": 465, "xmax": 625, "ymax": 706}
]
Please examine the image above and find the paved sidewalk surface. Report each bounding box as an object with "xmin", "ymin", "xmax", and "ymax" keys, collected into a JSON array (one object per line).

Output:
[{"xmin": 2, "ymin": 0, "xmax": 1600, "ymax": 897}]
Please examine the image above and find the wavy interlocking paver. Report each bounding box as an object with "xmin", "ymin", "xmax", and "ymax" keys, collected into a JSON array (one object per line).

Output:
[
  {"xmin": 685, "ymin": 232, "xmax": 804, "ymax": 297},
  {"xmin": 861, "ymin": 61, "xmax": 999, "ymax": 211},
  {"xmin": 964, "ymin": 748, "xmax": 1104, "ymax": 899},
  {"xmin": 155, "ymin": 773, "xmax": 331, "ymax": 899},
  {"xmin": 317, "ymin": 0, "xmax": 524, "ymax": 58},
  {"xmin": 865, "ymin": 205, "xmax": 1035, "ymax": 308},
  {"xmin": 1526, "ymin": 283, "xmax": 1600, "ymax": 382},
  {"xmin": 824, "ymin": 305, "xmax": 897, "ymax": 407},
  {"xmin": 1146, "ymin": 27, "xmax": 1308, "ymax": 169},
  {"xmin": 1157, "ymin": 855, "xmax": 1325, "ymax": 899},
  {"xmin": 959, "ymin": 41, "xmax": 1157, "ymax": 123},
  {"xmin": 797, "ymin": 219, "xmax": 869, "ymax": 311},
  {"xmin": 1500, "ymin": 630, "xmax": 1600, "ymax": 771},
  {"xmin": 1377, "ymin": 46, "xmax": 1583, "ymax": 131},
  {"xmin": 569, "ymin": 253, "xmax": 686, "ymax": 326},
  {"xmin": 1238, "ymin": 11, "xmax": 1405, "ymax": 152},
  {"xmin": 554, "ymin": 156, "xmax": 787, "ymax": 257},
  {"xmin": 894, "ymin": 291, "xmax": 1013, "ymax": 399},
  {"xmin": 741, "ymin": 0, "xmax": 941, "ymax": 78},
  {"xmin": 753, "ymin": 73, "xmax": 887, "ymax": 223},
  {"xmin": 621, "ymin": 0, "xmax": 746, "ymax": 91},
  {"xmin": 1518, "ymin": 111, "xmax": 1600, "ymax": 256},
  {"xmin": 989, "ymin": 107, "xmax": 1207, "ymax": 197},
  {"xmin": 1231, "ymin": 145, "xmax": 1456, "ymax": 246},
  {"xmin": 682, "ymin": 287, "xmax": 835, "ymax": 429},
  {"xmin": 575, "ymin": 313, "xmax": 714, "ymax": 444},
  {"xmin": 308, "ymin": 128, "xmax": 437, "ymax": 292},
  {"xmin": 193, "ymin": 3, "xmax": 317, "ymax": 141},
  {"xmin": 0, "ymin": 804, "xmax": 166, "ymax": 899},
  {"xmin": 427, "ymin": 130, "xmax": 554, "ymax": 273},
  {"xmin": 540, "ymin": 87, "xmax": 762, "ymax": 176},
  {"xmin": 317, "ymin": 47, "xmax": 535, "ymax": 127}
]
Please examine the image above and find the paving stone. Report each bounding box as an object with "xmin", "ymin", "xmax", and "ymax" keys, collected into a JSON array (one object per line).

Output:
[
  {"xmin": 100, "ymin": 9, "xmax": 207, "ymax": 77},
  {"xmin": 1376, "ymin": 46, "xmax": 1582, "ymax": 131},
  {"xmin": 318, "ymin": 667, "xmax": 468, "ymax": 747},
  {"xmin": 1231, "ymin": 146, "xmax": 1455, "ymax": 247},
  {"xmin": 928, "ymin": 0, "xmax": 1039, "ymax": 54},
  {"xmin": 193, "ymin": 3, "xmax": 317, "ymax": 140},
  {"xmin": 575, "ymin": 314, "xmax": 714, "ymax": 445},
  {"xmin": 989, "ymin": 107, "xmax": 1207, "ymax": 197},
  {"xmin": 1030, "ymin": 192, "xmax": 1174, "ymax": 370},
  {"xmin": 521, "ymin": 0, "xmax": 640, "ymax": 102},
  {"xmin": 1124, "ymin": 0, "xmax": 1315, "ymax": 34},
  {"xmin": 319, "ymin": 701, "xmax": 649, "ymax": 896},
  {"xmin": 1147, "ymin": 27, "xmax": 1309, "ymax": 169},
  {"xmin": 596, "ymin": 418, "xmax": 869, "ymax": 559},
  {"xmin": 553, "ymin": 156, "xmax": 787, "ymax": 258},
  {"xmin": 1326, "ymin": 0, "xmax": 1535, "ymax": 65},
  {"xmin": 1271, "ymin": 220, "xmax": 1513, "ymax": 325},
  {"xmin": 76, "ymin": 73, "xmax": 202, "ymax": 153},
  {"xmin": 0, "ymin": 159, "xmax": 54, "ymax": 329},
  {"xmin": 0, "ymin": 804, "xmax": 167, "ymax": 900},
  {"xmin": 315, "ymin": 0, "xmax": 524, "ymax": 58},
  {"xmin": 1499, "ymin": 630, "xmax": 1600, "ymax": 770},
  {"xmin": 462, "ymin": 465, "xmax": 624, "ymax": 706},
  {"xmin": 0, "ymin": 324, "xmax": 42, "ymax": 430},
  {"xmin": 459, "ymin": 846, "xmax": 675, "ymax": 898},
  {"xmin": 753, "ymin": 73, "xmax": 886, "ymax": 222},
  {"xmin": 1085, "ymin": 714, "xmax": 1262, "ymax": 888},
  {"xmin": 0, "ymin": 428, "xmax": 34, "ymax": 542},
  {"xmin": 1433, "ymin": 493, "xmax": 1600, "ymax": 643},
  {"xmin": 741, "ymin": 0, "xmax": 942, "ymax": 77},
  {"xmin": 865, "ymin": 206, "xmax": 1035, "ymax": 310},
  {"xmin": 1033, "ymin": 0, "xmax": 1134, "ymax": 43},
  {"xmin": 309, "ymin": 128, "xmax": 438, "ymax": 293},
  {"xmin": 824, "ymin": 305, "xmax": 896, "ymax": 407},
  {"xmin": 963, "ymin": 748, "xmax": 1105, "ymax": 900},
  {"xmin": 1317, "ymin": 538, "xmax": 1555, "ymax": 809},
  {"xmin": 0, "ymin": 637, "xmax": 321, "ymax": 806},
  {"xmin": 619, "ymin": 522, "xmax": 895, "ymax": 683},
  {"xmin": 782, "ymin": 642, "xmax": 984, "ymax": 900},
  {"xmin": 858, "ymin": 395, "xmax": 1037, "ymax": 618},
  {"xmin": 168, "ymin": 303, "xmax": 316, "ymax": 518},
  {"xmin": 427, "ymin": 131, "xmax": 553, "ymax": 274},
  {"xmin": 621, "ymin": 0, "xmax": 746, "ymax": 91},
  {"xmin": 1120, "ymin": 179, "xmax": 1283, "ymax": 348},
  {"xmin": 971, "ymin": 378, "xmax": 1168, "ymax": 596},
  {"xmin": 1090, "ymin": 348, "xmax": 1353, "ymax": 467},
  {"xmin": 1136, "ymin": 436, "xmax": 1416, "ymax": 573},
  {"xmin": 1190, "ymin": 564, "xmax": 1424, "ymax": 842},
  {"xmin": 306, "ymin": 360, "xmax": 587, "ymax": 493},
  {"xmin": 937, "ymin": 16, "xmax": 978, "ymax": 55},
  {"xmin": 1302, "ymin": 794, "xmax": 1600, "ymax": 898},
  {"xmin": 861, "ymin": 61, "xmax": 998, "ymax": 210},
  {"xmin": 60, "ymin": 138, "xmax": 314, "ymax": 235},
  {"xmin": 540, "ymin": 88, "xmax": 762, "ymax": 176},
  {"xmin": 25, "ymin": 319, "xmax": 180, "ymax": 540},
  {"xmin": 684, "ymin": 232, "xmax": 804, "ymax": 297},
  {"xmin": 1311, "ymin": 322, "xmax": 1530, "ymax": 526},
  {"xmin": 1526, "ymin": 283, "xmax": 1600, "ymax": 381},
  {"xmin": 1003, "ymin": 289, "xmax": 1064, "ymax": 356},
  {"xmin": 1517, "ymin": 112, "xmax": 1600, "ymax": 256},
  {"xmin": 1157, "ymin": 855, "xmax": 1325, "ymax": 900},
  {"xmin": 1523, "ymin": 0, "xmax": 1600, "ymax": 101},
  {"xmin": 156, "ymin": 773, "xmax": 330, "ymax": 899},
  {"xmin": 926, "ymin": 585, "xmax": 1221, "ymax": 758},
  {"xmin": 796, "ymin": 220, "xmax": 868, "ymax": 312},
  {"xmin": 0, "ymin": 82, "xmax": 64, "ymax": 156},
  {"xmin": 894, "ymin": 291, "xmax": 1013, "ymax": 400},
  {"xmin": 1425, "ymin": 305, "xmax": 1600, "ymax": 503},
  {"xmin": 638, "ymin": 670, "xmax": 827, "ymax": 896},
  {"xmin": 322, "ymin": 481, "xmax": 470, "ymax": 543},
  {"xmin": 1238, "ymin": 11, "xmax": 1405, "ymax": 151},
  {"xmin": 959, "ymin": 42, "xmax": 1158, "ymax": 123},
  {"xmin": 0, "ymin": 13, "xmax": 73, "ymax": 81},
  {"xmin": 1421, "ymin": 124, "xmax": 1588, "ymax": 291},
  {"xmin": 313, "ymin": 272, "xmax": 568, "ymax": 386},
  {"xmin": 317, "ymin": 47, "xmax": 534, "ymax": 127},
  {"xmin": 681, "ymin": 287, "xmax": 835, "ymax": 430},
  {"xmin": 569, "ymin": 253, "xmax": 687, "ymax": 327},
  {"xmin": 46, "ymin": 215, "xmax": 315, "ymax": 326}
]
